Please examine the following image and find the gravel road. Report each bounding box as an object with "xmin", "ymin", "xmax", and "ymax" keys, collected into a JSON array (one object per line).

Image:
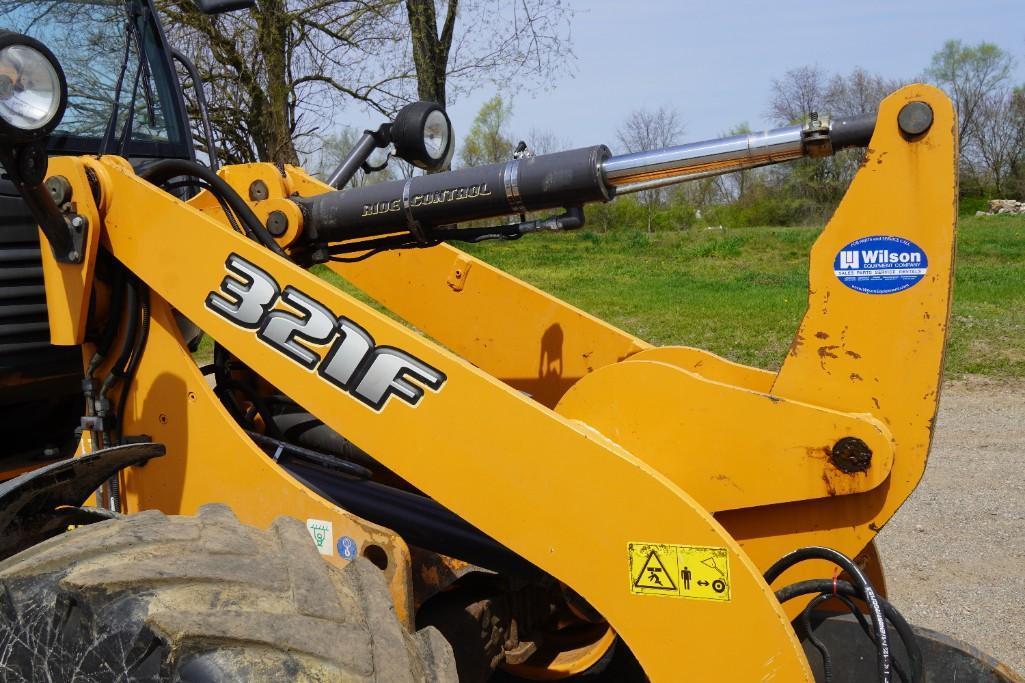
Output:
[{"xmin": 876, "ymin": 376, "xmax": 1025, "ymax": 675}]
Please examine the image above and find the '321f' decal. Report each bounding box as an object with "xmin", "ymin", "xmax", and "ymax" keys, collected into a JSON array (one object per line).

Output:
[{"xmin": 205, "ymin": 254, "xmax": 446, "ymax": 411}]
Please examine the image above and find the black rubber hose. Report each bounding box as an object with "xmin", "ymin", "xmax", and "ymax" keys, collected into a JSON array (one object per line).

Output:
[
  {"xmin": 87, "ymin": 264, "xmax": 126, "ymax": 376},
  {"xmin": 775, "ymin": 579, "xmax": 922, "ymax": 683},
  {"xmin": 799, "ymin": 590, "xmax": 914, "ymax": 680},
  {"xmin": 100, "ymin": 276, "xmax": 140, "ymax": 397},
  {"xmin": 764, "ymin": 547, "xmax": 891, "ymax": 683},
  {"xmin": 800, "ymin": 594, "xmax": 835, "ymax": 683},
  {"xmin": 159, "ymin": 179, "xmax": 244, "ymax": 234},
  {"xmin": 244, "ymin": 430, "xmax": 372, "ymax": 480},
  {"xmin": 114, "ymin": 283, "xmax": 150, "ymax": 443},
  {"xmin": 139, "ymin": 159, "xmax": 287, "ymax": 257}
]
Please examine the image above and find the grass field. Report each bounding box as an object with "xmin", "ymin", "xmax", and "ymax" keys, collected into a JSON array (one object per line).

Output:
[{"xmin": 446, "ymin": 214, "xmax": 1025, "ymax": 378}]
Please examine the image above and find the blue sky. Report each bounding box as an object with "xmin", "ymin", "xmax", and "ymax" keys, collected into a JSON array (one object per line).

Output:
[{"xmin": 419, "ymin": 0, "xmax": 1025, "ymax": 154}]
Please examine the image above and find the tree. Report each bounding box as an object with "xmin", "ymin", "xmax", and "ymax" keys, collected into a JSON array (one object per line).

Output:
[
  {"xmin": 972, "ymin": 88, "xmax": 1025, "ymax": 197},
  {"xmin": 460, "ymin": 95, "xmax": 515, "ymax": 166},
  {"xmin": 525, "ymin": 127, "xmax": 571, "ymax": 154},
  {"xmin": 764, "ymin": 66, "xmax": 906, "ymax": 217},
  {"xmin": 825, "ymin": 67, "xmax": 902, "ymax": 117},
  {"xmin": 405, "ymin": 0, "xmax": 574, "ymax": 112},
  {"xmin": 164, "ymin": 0, "xmax": 574, "ymax": 168},
  {"xmin": 161, "ymin": 0, "xmax": 407, "ymax": 166},
  {"xmin": 768, "ymin": 65, "xmax": 826, "ymax": 125},
  {"xmin": 616, "ymin": 106, "xmax": 684, "ymax": 232},
  {"xmin": 926, "ymin": 40, "xmax": 1015, "ymax": 153},
  {"xmin": 405, "ymin": 0, "xmax": 458, "ymax": 106}
]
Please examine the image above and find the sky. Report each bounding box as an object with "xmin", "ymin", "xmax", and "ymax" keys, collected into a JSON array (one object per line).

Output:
[{"xmin": 343, "ymin": 0, "xmax": 1025, "ymax": 156}]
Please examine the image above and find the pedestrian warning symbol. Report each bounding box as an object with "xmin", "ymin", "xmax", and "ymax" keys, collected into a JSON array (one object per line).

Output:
[{"xmin": 628, "ymin": 542, "xmax": 731, "ymax": 602}]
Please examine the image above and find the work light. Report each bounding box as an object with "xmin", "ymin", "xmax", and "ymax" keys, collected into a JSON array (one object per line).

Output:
[
  {"xmin": 391, "ymin": 101, "xmax": 453, "ymax": 171},
  {"xmin": 0, "ymin": 31, "xmax": 67, "ymax": 141}
]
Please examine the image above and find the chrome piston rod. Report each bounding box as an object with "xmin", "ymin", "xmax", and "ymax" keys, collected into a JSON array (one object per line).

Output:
[{"xmin": 601, "ymin": 113, "xmax": 876, "ymax": 195}]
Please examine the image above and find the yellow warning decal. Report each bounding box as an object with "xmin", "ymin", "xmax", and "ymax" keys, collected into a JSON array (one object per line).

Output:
[{"xmin": 628, "ymin": 542, "xmax": 731, "ymax": 602}]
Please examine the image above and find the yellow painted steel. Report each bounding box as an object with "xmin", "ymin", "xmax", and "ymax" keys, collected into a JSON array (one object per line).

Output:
[
  {"xmin": 555, "ymin": 359, "xmax": 895, "ymax": 510},
  {"xmin": 38, "ymin": 159, "xmax": 102, "ymax": 344},
  {"xmin": 59, "ymin": 153, "xmax": 812, "ymax": 681},
  {"xmin": 741, "ymin": 83, "xmax": 957, "ymax": 590},
  {"xmin": 32, "ymin": 83, "xmax": 958, "ymax": 680},
  {"xmin": 553, "ymin": 85, "xmax": 957, "ymax": 601},
  {"xmin": 631, "ymin": 346, "xmax": 776, "ymax": 392},
  {"xmin": 327, "ymin": 244, "xmax": 650, "ymax": 408}
]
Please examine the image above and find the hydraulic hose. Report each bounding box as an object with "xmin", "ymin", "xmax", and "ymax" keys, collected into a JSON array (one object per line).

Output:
[
  {"xmin": 765, "ymin": 546, "xmax": 892, "ymax": 683},
  {"xmin": 114, "ymin": 283, "xmax": 150, "ymax": 444},
  {"xmin": 99, "ymin": 275, "xmax": 139, "ymax": 397},
  {"xmin": 776, "ymin": 579, "xmax": 923, "ymax": 683},
  {"xmin": 140, "ymin": 159, "xmax": 287, "ymax": 257}
]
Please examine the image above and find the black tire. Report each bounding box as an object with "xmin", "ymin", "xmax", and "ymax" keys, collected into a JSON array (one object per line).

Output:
[{"xmin": 0, "ymin": 504, "xmax": 456, "ymax": 682}]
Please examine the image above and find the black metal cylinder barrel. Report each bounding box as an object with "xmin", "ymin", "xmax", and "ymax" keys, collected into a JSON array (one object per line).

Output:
[{"xmin": 298, "ymin": 145, "xmax": 611, "ymax": 243}]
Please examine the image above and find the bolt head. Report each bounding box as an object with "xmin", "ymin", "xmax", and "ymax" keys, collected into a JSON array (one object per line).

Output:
[
  {"xmin": 898, "ymin": 101, "xmax": 933, "ymax": 137},
  {"xmin": 830, "ymin": 437, "xmax": 873, "ymax": 473}
]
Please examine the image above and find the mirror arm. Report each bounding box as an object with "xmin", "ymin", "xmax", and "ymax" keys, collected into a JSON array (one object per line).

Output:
[{"xmin": 326, "ymin": 123, "xmax": 391, "ymax": 190}]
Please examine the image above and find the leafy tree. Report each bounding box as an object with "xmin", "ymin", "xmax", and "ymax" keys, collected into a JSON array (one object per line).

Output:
[
  {"xmin": 460, "ymin": 95, "xmax": 515, "ymax": 166},
  {"xmin": 926, "ymin": 40, "xmax": 1015, "ymax": 153}
]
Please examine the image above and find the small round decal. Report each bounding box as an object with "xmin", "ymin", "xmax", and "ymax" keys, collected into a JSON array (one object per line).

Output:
[
  {"xmin": 833, "ymin": 235, "xmax": 928, "ymax": 294},
  {"xmin": 337, "ymin": 535, "xmax": 358, "ymax": 560}
]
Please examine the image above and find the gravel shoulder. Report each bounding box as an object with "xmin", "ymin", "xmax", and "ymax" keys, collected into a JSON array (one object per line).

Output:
[{"xmin": 876, "ymin": 376, "xmax": 1025, "ymax": 675}]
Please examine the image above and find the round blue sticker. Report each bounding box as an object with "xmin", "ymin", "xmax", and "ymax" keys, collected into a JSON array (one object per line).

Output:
[
  {"xmin": 833, "ymin": 235, "xmax": 928, "ymax": 294},
  {"xmin": 337, "ymin": 535, "xmax": 358, "ymax": 560}
]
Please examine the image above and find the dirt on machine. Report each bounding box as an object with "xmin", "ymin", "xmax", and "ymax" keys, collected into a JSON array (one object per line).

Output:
[{"xmin": 0, "ymin": 1, "xmax": 1020, "ymax": 681}]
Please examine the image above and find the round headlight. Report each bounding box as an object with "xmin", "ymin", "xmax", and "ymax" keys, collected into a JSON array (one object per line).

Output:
[
  {"xmin": 422, "ymin": 109, "xmax": 450, "ymax": 160},
  {"xmin": 390, "ymin": 101, "xmax": 453, "ymax": 171},
  {"xmin": 0, "ymin": 31, "xmax": 67, "ymax": 140}
]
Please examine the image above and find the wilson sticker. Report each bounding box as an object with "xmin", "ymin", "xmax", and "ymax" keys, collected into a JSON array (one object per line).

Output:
[
  {"xmin": 834, "ymin": 235, "xmax": 928, "ymax": 294},
  {"xmin": 628, "ymin": 542, "xmax": 731, "ymax": 602}
]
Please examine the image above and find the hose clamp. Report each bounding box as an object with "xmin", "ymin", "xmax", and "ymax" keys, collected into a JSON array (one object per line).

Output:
[
  {"xmin": 502, "ymin": 160, "xmax": 527, "ymax": 214},
  {"xmin": 401, "ymin": 179, "xmax": 428, "ymax": 243}
]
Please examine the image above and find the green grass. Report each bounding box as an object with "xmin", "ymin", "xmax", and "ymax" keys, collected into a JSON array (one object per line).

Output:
[
  {"xmin": 195, "ymin": 214, "xmax": 1025, "ymax": 378},
  {"xmin": 453, "ymin": 215, "xmax": 1025, "ymax": 378}
]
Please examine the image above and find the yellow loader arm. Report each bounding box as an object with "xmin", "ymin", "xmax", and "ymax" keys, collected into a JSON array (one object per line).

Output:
[{"xmin": 29, "ymin": 84, "xmax": 975, "ymax": 681}]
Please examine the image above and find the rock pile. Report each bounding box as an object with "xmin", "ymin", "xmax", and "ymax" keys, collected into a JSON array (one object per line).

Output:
[{"xmin": 976, "ymin": 199, "xmax": 1025, "ymax": 216}]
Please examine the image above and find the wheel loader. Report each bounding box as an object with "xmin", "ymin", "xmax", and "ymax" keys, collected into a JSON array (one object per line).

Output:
[{"xmin": 0, "ymin": 1, "xmax": 1019, "ymax": 681}]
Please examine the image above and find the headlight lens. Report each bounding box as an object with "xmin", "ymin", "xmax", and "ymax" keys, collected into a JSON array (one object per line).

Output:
[
  {"xmin": 422, "ymin": 110, "xmax": 449, "ymax": 161},
  {"xmin": 0, "ymin": 44, "xmax": 62, "ymax": 131}
]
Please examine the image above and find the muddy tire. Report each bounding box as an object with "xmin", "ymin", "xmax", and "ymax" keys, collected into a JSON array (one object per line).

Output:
[{"xmin": 0, "ymin": 504, "xmax": 456, "ymax": 682}]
